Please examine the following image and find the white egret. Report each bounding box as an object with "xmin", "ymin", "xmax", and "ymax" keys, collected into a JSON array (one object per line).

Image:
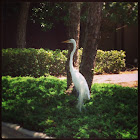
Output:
[{"xmin": 62, "ymin": 39, "xmax": 90, "ymax": 112}]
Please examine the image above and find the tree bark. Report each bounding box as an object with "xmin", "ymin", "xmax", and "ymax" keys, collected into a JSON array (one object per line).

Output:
[
  {"xmin": 66, "ymin": 2, "xmax": 81, "ymax": 90},
  {"xmin": 79, "ymin": 2, "xmax": 103, "ymax": 91},
  {"xmin": 16, "ymin": 2, "xmax": 30, "ymax": 48},
  {"xmin": 79, "ymin": 3, "xmax": 89, "ymax": 49}
]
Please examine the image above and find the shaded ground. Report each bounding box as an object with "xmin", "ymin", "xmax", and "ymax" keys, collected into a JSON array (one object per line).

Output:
[
  {"xmin": 114, "ymin": 81, "xmax": 138, "ymax": 88},
  {"xmin": 2, "ymin": 70, "xmax": 138, "ymax": 138},
  {"xmin": 2, "ymin": 122, "xmax": 53, "ymax": 139},
  {"xmin": 2, "ymin": 124, "xmax": 33, "ymax": 138}
]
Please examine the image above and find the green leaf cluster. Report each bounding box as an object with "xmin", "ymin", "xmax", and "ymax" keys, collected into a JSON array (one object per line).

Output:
[
  {"xmin": 94, "ymin": 50, "xmax": 126, "ymax": 74},
  {"xmin": 30, "ymin": 2, "xmax": 69, "ymax": 30},
  {"xmin": 2, "ymin": 76, "xmax": 138, "ymax": 138},
  {"xmin": 2, "ymin": 48, "xmax": 67, "ymax": 77},
  {"xmin": 30, "ymin": 2, "xmax": 138, "ymax": 31},
  {"xmin": 103, "ymin": 2, "xmax": 138, "ymax": 25}
]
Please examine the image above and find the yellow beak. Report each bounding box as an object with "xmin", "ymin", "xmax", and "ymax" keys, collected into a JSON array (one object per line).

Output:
[{"xmin": 61, "ymin": 40, "xmax": 69, "ymax": 43}]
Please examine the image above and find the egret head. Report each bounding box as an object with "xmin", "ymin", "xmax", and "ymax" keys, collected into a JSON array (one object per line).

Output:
[{"xmin": 62, "ymin": 39, "xmax": 75, "ymax": 44}]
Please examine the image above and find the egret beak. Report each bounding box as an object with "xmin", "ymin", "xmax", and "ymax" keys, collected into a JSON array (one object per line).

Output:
[{"xmin": 61, "ymin": 40, "xmax": 69, "ymax": 43}]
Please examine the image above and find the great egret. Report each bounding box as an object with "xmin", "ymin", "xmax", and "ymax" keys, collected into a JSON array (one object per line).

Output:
[{"xmin": 62, "ymin": 39, "xmax": 90, "ymax": 112}]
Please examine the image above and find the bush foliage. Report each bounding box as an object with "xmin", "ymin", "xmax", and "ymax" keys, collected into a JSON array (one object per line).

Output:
[
  {"xmin": 2, "ymin": 48, "xmax": 125, "ymax": 77},
  {"xmin": 95, "ymin": 50, "xmax": 126, "ymax": 74},
  {"xmin": 2, "ymin": 76, "xmax": 137, "ymax": 139}
]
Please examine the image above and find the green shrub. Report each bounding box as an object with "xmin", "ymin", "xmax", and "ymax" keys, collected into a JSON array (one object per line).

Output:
[
  {"xmin": 2, "ymin": 75, "xmax": 67, "ymax": 129},
  {"xmin": 2, "ymin": 76, "xmax": 137, "ymax": 138},
  {"xmin": 94, "ymin": 50, "xmax": 126, "ymax": 74},
  {"xmin": 2, "ymin": 48, "xmax": 40, "ymax": 77},
  {"xmin": 2, "ymin": 48, "xmax": 125, "ymax": 77},
  {"xmin": 2, "ymin": 48, "xmax": 67, "ymax": 77}
]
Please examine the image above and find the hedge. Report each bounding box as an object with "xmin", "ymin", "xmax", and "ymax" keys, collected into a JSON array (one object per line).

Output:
[
  {"xmin": 2, "ymin": 48, "xmax": 126, "ymax": 77},
  {"xmin": 95, "ymin": 50, "xmax": 126, "ymax": 74}
]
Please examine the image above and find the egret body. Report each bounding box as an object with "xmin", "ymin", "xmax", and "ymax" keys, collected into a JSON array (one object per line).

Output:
[{"xmin": 62, "ymin": 39, "xmax": 90, "ymax": 112}]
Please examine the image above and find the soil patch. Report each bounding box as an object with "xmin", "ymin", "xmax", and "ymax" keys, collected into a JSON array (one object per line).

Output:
[{"xmin": 111, "ymin": 81, "xmax": 138, "ymax": 88}]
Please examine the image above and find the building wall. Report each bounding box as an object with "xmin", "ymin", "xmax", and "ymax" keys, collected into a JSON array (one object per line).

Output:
[
  {"xmin": 99, "ymin": 24, "xmax": 138, "ymax": 66},
  {"xmin": 124, "ymin": 25, "xmax": 138, "ymax": 66}
]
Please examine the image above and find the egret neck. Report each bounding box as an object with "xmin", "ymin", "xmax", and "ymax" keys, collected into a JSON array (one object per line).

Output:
[{"xmin": 69, "ymin": 40, "xmax": 76, "ymax": 73}]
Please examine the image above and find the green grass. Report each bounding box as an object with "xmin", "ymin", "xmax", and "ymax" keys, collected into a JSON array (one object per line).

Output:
[{"xmin": 2, "ymin": 76, "xmax": 138, "ymax": 139}]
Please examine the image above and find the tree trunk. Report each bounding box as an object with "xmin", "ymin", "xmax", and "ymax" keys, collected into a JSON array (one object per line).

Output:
[
  {"xmin": 16, "ymin": 2, "xmax": 30, "ymax": 48},
  {"xmin": 80, "ymin": 2, "xmax": 103, "ymax": 91},
  {"xmin": 79, "ymin": 3, "xmax": 89, "ymax": 49},
  {"xmin": 66, "ymin": 2, "xmax": 81, "ymax": 90}
]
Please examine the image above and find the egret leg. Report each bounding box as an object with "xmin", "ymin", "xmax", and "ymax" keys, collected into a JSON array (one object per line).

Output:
[
  {"xmin": 82, "ymin": 103, "xmax": 87, "ymax": 112},
  {"xmin": 77, "ymin": 95, "xmax": 83, "ymax": 112},
  {"xmin": 73, "ymin": 87, "xmax": 79, "ymax": 97}
]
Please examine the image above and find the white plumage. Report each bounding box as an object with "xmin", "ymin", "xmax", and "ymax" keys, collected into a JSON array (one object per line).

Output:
[{"xmin": 62, "ymin": 39, "xmax": 90, "ymax": 112}]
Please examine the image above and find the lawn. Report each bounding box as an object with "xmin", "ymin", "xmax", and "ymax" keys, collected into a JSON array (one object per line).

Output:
[{"xmin": 2, "ymin": 76, "xmax": 138, "ymax": 139}]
